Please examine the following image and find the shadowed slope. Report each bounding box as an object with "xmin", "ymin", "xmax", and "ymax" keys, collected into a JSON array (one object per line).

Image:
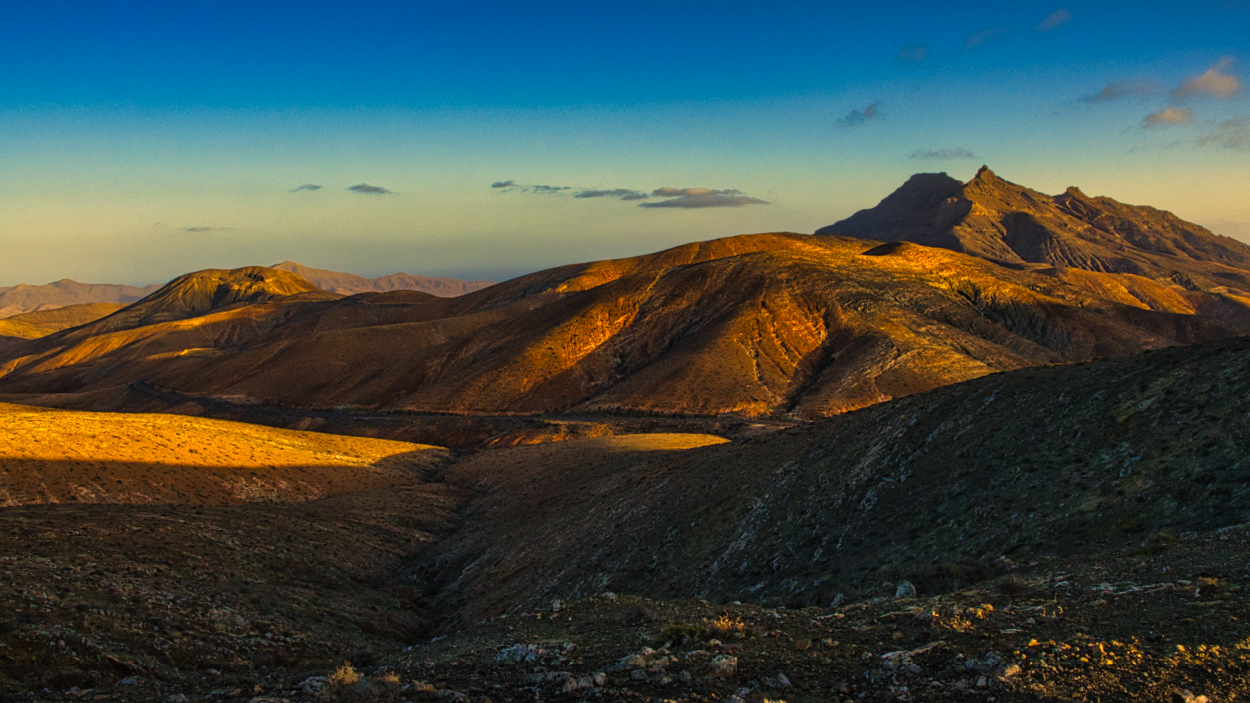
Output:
[
  {"xmin": 817, "ymin": 166, "xmax": 1250, "ymax": 294},
  {"xmin": 1, "ymin": 235, "xmax": 1248, "ymax": 418},
  {"xmin": 422, "ymin": 334, "xmax": 1250, "ymax": 622}
]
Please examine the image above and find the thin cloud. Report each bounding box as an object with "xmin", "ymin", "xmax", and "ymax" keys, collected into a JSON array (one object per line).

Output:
[
  {"xmin": 185, "ymin": 226, "xmax": 231, "ymax": 232},
  {"xmin": 1143, "ymin": 107, "xmax": 1193, "ymax": 127},
  {"xmin": 1038, "ymin": 8, "xmax": 1071, "ymax": 31},
  {"xmin": 897, "ymin": 45, "xmax": 927, "ymax": 63},
  {"xmin": 530, "ymin": 185, "xmax": 571, "ymax": 193},
  {"xmin": 347, "ymin": 184, "xmax": 392, "ymax": 194},
  {"xmin": 1198, "ymin": 118, "xmax": 1250, "ymax": 149},
  {"xmin": 1081, "ymin": 79, "xmax": 1159, "ymax": 103},
  {"xmin": 490, "ymin": 180, "xmax": 516, "ymax": 189},
  {"xmin": 839, "ymin": 103, "xmax": 882, "ymax": 126},
  {"xmin": 639, "ymin": 187, "xmax": 769, "ymax": 209},
  {"xmin": 965, "ymin": 27, "xmax": 1004, "ymax": 50},
  {"xmin": 289, "ymin": 184, "xmax": 322, "ymax": 193},
  {"xmin": 1173, "ymin": 57, "xmax": 1242, "ymax": 99},
  {"xmin": 910, "ymin": 148, "xmax": 977, "ymax": 160},
  {"xmin": 575, "ymin": 188, "xmax": 648, "ymax": 200}
]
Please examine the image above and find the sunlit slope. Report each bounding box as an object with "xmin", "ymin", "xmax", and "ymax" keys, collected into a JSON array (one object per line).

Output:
[
  {"xmin": 818, "ymin": 166, "xmax": 1250, "ymax": 296},
  {"xmin": 0, "ymin": 303, "xmax": 125, "ymax": 340},
  {"xmin": 0, "ymin": 234, "xmax": 1247, "ymax": 417},
  {"xmin": 0, "ymin": 403, "xmax": 449, "ymax": 506}
]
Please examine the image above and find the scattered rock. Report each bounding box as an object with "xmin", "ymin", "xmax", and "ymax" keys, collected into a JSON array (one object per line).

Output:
[
  {"xmin": 708, "ymin": 655, "xmax": 738, "ymax": 678},
  {"xmin": 1173, "ymin": 691, "xmax": 1210, "ymax": 703},
  {"xmin": 895, "ymin": 581, "xmax": 917, "ymax": 599}
]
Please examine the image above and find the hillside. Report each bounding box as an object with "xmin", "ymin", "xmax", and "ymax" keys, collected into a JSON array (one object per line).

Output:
[
  {"xmin": 0, "ymin": 279, "xmax": 159, "ymax": 318},
  {"xmin": 418, "ymin": 334, "xmax": 1250, "ymax": 622},
  {"xmin": 0, "ymin": 402, "xmax": 450, "ymax": 506},
  {"xmin": 817, "ymin": 167, "xmax": 1250, "ymax": 299},
  {"xmin": 2, "ymin": 234, "xmax": 1247, "ymax": 420},
  {"xmin": 4, "ymin": 331, "xmax": 1250, "ymax": 700},
  {"xmin": 0, "ymin": 303, "xmax": 125, "ymax": 341},
  {"xmin": 271, "ymin": 260, "xmax": 494, "ymax": 297}
]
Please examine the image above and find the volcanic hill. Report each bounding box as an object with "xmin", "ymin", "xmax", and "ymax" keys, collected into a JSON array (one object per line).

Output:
[
  {"xmin": 271, "ymin": 260, "xmax": 494, "ymax": 297},
  {"xmin": 817, "ymin": 166, "xmax": 1250, "ymax": 299},
  {"xmin": 2, "ymin": 233, "xmax": 1249, "ymax": 420}
]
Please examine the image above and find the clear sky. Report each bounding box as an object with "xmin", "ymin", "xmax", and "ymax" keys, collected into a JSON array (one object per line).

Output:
[{"xmin": 2, "ymin": 1, "xmax": 1247, "ymax": 285}]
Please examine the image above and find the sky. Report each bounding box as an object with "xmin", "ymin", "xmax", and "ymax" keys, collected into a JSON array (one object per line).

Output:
[{"xmin": 1, "ymin": 1, "xmax": 1248, "ymax": 286}]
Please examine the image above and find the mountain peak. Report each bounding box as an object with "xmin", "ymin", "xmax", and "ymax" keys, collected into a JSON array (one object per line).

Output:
[{"xmin": 816, "ymin": 168, "xmax": 1250, "ymax": 287}]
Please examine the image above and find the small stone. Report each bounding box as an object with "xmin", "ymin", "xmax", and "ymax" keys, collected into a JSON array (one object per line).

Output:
[
  {"xmin": 1173, "ymin": 691, "xmax": 1210, "ymax": 703},
  {"xmin": 830, "ymin": 593, "xmax": 846, "ymax": 608},
  {"xmin": 995, "ymin": 664, "xmax": 1022, "ymax": 681},
  {"xmin": 976, "ymin": 676, "xmax": 988, "ymax": 688},
  {"xmin": 708, "ymin": 655, "xmax": 738, "ymax": 678},
  {"xmin": 166, "ymin": 695, "xmax": 189, "ymax": 703},
  {"xmin": 116, "ymin": 678, "xmax": 138, "ymax": 687},
  {"xmin": 895, "ymin": 581, "xmax": 917, "ymax": 599},
  {"xmin": 631, "ymin": 669, "xmax": 648, "ymax": 681}
]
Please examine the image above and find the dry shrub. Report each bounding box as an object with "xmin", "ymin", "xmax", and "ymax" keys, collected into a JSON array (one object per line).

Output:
[
  {"xmin": 998, "ymin": 574, "xmax": 1029, "ymax": 596},
  {"xmin": 705, "ymin": 614, "xmax": 747, "ymax": 637},
  {"xmin": 657, "ymin": 623, "xmax": 700, "ymax": 647},
  {"xmin": 328, "ymin": 661, "xmax": 360, "ymax": 687}
]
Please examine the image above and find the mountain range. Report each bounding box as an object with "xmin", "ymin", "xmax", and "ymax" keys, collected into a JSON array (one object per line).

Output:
[
  {"xmin": 269, "ymin": 260, "xmax": 494, "ymax": 297},
  {"xmin": 2, "ymin": 167, "xmax": 1250, "ymax": 421}
]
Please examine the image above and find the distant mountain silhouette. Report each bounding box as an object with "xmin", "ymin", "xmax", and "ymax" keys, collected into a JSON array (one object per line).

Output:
[
  {"xmin": 817, "ymin": 166, "xmax": 1250, "ymax": 295},
  {"xmin": 271, "ymin": 261, "xmax": 493, "ymax": 297},
  {"xmin": 0, "ymin": 280, "xmax": 160, "ymax": 318},
  {"xmin": 0, "ymin": 303, "xmax": 125, "ymax": 341},
  {"xmin": 2, "ymin": 232, "xmax": 1247, "ymax": 417}
]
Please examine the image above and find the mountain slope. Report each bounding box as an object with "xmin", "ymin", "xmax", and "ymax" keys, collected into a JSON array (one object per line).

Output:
[
  {"xmin": 0, "ymin": 303, "xmax": 125, "ymax": 340},
  {"xmin": 0, "ymin": 280, "xmax": 160, "ymax": 318},
  {"xmin": 271, "ymin": 260, "xmax": 494, "ymax": 297},
  {"xmin": 817, "ymin": 166, "xmax": 1250, "ymax": 295},
  {"xmin": 420, "ymin": 334, "xmax": 1250, "ymax": 621},
  {"xmin": 1, "ymin": 234, "xmax": 1247, "ymax": 418}
]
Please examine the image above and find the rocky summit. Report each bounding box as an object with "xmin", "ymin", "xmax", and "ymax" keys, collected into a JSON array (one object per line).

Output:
[{"xmin": 817, "ymin": 166, "xmax": 1250, "ymax": 296}]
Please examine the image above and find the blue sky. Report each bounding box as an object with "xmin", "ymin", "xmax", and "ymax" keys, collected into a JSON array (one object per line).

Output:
[{"xmin": 1, "ymin": 1, "xmax": 1247, "ymax": 284}]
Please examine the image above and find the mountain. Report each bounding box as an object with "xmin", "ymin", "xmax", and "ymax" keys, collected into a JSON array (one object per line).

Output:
[
  {"xmin": 1, "ymin": 233, "xmax": 1247, "ymax": 417},
  {"xmin": 271, "ymin": 260, "xmax": 494, "ymax": 297},
  {"xmin": 816, "ymin": 166, "xmax": 1250, "ymax": 297},
  {"xmin": 0, "ymin": 279, "xmax": 160, "ymax": 318}
]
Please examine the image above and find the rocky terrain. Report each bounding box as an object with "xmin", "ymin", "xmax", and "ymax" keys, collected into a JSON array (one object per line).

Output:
[
  {"xmin": 817, "ymin": 166, "xmax": 1250, "ymax": 299},
  {"xmin": 269, "ymin": 262, "xmax": 493, "ymax": 298},
  {"xmin": 2, "ymin": 233, "xmax": 1248, "ymax": 422},
  {"xmin": 2, "ymin": 334, "xmax": 1250, "ymax": 700}
]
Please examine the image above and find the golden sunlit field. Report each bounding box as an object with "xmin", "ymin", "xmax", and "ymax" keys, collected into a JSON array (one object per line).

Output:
[{"xmin": 0, "ymin": 403, "xmax": 449, "ymax": 506}]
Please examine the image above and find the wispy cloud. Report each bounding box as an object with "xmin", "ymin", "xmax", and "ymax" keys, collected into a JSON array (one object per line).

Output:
[
  {"xmin": 1081, "ymin": 79, "xmax": 1159, "ymax": 103},
  {"xmin": 965, "ymin": 27, "xmax": 1004, "ymax": 50},
  {"xmin": 897, "ymin": 45, "xmax": 927, "ymax": 63},
  {"xmin": 1197, "ymin": 118, "xmax": 1250, "ymax": 149},
  {"xmin": 839, "ymin": 103, "xmax": 881, "ymax": 126},
  {"xmin": 531, "ymin": 185, "xmax": 571, "ymax": 193},
  {"xmin": 490, "ymin": 180, "xmax": 516, "ymax": 189},
  {"xmin": 289, "ymin": 184, "xmax": 322, "ymax": 193},
  {"xmin": 1143, "ymin": 107, "xmax": 1193, "ymax": 127},
  {"xmin": 1037, "ymin": 8, "xmax": 1071, "ymax": 31},
  {"xmin": 1173, "ymin": 57, "xmax": 1242, "ymax": 100},
  {"xmin": 575, "ymin": 188, "xmax": 649, "ymax": 201},
  {"xmin": 347, "ymin": 184, "xmax": 392, "ymax": 194},
  {"xmin": 910, "ymin": 148, "xmax": 977, "ymax": 160},
  {"xmin": 185, "ymin": 226, "xmax": 231, "ymax": 232},
  {"xmin": 639, "ymin": 187, "xmax": 769, "ymax": 209}
]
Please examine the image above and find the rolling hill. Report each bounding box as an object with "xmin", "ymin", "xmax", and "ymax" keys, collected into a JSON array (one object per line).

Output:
[
  {"xmin": 271, "ymin": 260, "xmax": 494, "ymax": 297},
  {"xmin": 1, "ymin": 232, "xmax": 1248, "ymax": 419}
]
